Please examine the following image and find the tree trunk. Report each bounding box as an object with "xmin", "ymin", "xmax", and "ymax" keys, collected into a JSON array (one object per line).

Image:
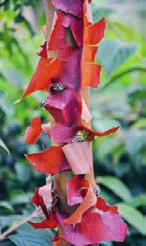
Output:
[{"xmin": 43, "ymin": 1, "xmax": 95, "ymax": 244}]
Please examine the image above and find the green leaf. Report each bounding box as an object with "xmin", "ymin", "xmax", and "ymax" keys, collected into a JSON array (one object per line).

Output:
[
  {"xmin": 92, "ymin": 117, "xmax": 119, "ymax": 132},
  {"xmin": 0, "ymin": 91, "xmax": 14, "ymax": 117},
  {"xmin": 0, "ymin": 241, "xmax": 15, "ymax": 246},
  {"xmin": 128, "ymin": 195, "xmax": 146, "ymax": 208},
  {"xmin": 0, "ymin": 201, "xmax": 14, "ymax": 213},
  {"xmin": 97, "ymin": 40, "xmax": 138, "ymax": 76},
  {"xmin": 9, "ymin": 230, "xmax": 53, "ymax": 246},
  {"xmin": 15, "ymin": 163, "xmax": 31, "ymax": 183},
  {"xmin": 100, "ymin": 243, "xmax": 113, "ymax": 246},
  {"xmin": 124, "ymin": 129, "xmax": 146, "ymax": 156},
  {"xmin": 0, "ymin": 138, "xmax": 10, "ymax": 154},
  {"xmin": 91, "ymin": 5, "xmax": 113, "ymax": 22},
  {"xmin": 98, "ymin": 176, "xmax": 132, "ymax": 202},
  {"xmin": 118, "ymin": 203, "xmax": 146, "ymax": 235},
  {"xmin": 0, "ymin": 215, "xmax": 23, "ymax": 228},
  {"xmin": 1, "ymin": 69, "xmax": 24, "ymax": 88},
  {"xmin": 9, "ymin": 235, "xmax": 51, "ymax": 246},
  {"xmin": 11, "ymin": 193, "xmax": 33, "ymax": 205},
  {"xmin": 132, "ymin": 118, "xmax": 146, "ymax": 129}
]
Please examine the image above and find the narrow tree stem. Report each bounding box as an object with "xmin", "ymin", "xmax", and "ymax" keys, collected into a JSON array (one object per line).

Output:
[
  {"xmin": 43, "ymin": 2, "xmax": 76, "ymax": 245},
  {"xmin": 43, "ymin": 1, "xmax": 95, "ymax": 245}
]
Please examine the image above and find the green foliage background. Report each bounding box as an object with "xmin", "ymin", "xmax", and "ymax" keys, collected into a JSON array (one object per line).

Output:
[{"xmin": 0, "ymin": 0, "xmax": 146, "ymax": 245}]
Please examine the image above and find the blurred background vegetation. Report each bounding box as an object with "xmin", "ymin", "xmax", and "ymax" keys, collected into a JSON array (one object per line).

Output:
[{"xmin": 0, "ymin": 0, "xmax": 146, "ymax": 245}]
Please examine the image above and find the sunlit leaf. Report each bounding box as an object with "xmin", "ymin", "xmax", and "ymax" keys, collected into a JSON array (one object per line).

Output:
[
  {"xmin": 132, "ymin": 118, "xmax": 146, "ymax": 130},
  {"xmin": 0, "ymin": 215, "xmax": 23, "ymax": 228},
  {"xmin": 0, "ymin": 92, "xmax": 14, "ymax": 117},
  {"xmin": 118, "ymin": 203, "xmax": 146, "ymax": 235},
  {"xmin": 97, "ymin": 40, "xmax": 138, "ymax": 76},
  {"xmin": 98, "ymin": 176, "xmax": 132, "ymax": 202},
  {"xmin": 11, "ymin": 193, "xmax": 33, "ymax": 205},
  {"xmin": 0, "ymin": 201, "xmax": 13, "ymax": 213},
  {"xmin": 9, "ymin": 230, "xmax": 53, "ymax": 246},
  {"xmin": 92, "ymin": 5, "xmax": 113, "ymax": 22},
  {"xmin": 128, "ymin": 195, "xmax": 146, "ymax": 208},
  {"xmin": 15, "ymin": 163, "xmax": 31, "ymax": 183},
  {"xmin": 1, "ymin": 69, "xmax": 24, "ymax": 87},
  {"xmin": 124, "ymin": 129, "xmax": 146, "ymax": 156},
  {"xmin": 0, "ymin": 138, "xmax": 10, "ymax": 154}
]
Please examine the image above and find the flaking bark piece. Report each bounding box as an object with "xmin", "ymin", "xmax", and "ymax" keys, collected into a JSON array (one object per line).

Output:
[
  {"xmin": 62, "ymin": 142, "xmax": 93, "ymax": 175},
  {"xmin": 25, "ymin": 117, "xmax": 42, "ymax": 144},
  {"xmin": 25, "ymin": 146, "xmax": 70, "ymax": 175}
]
